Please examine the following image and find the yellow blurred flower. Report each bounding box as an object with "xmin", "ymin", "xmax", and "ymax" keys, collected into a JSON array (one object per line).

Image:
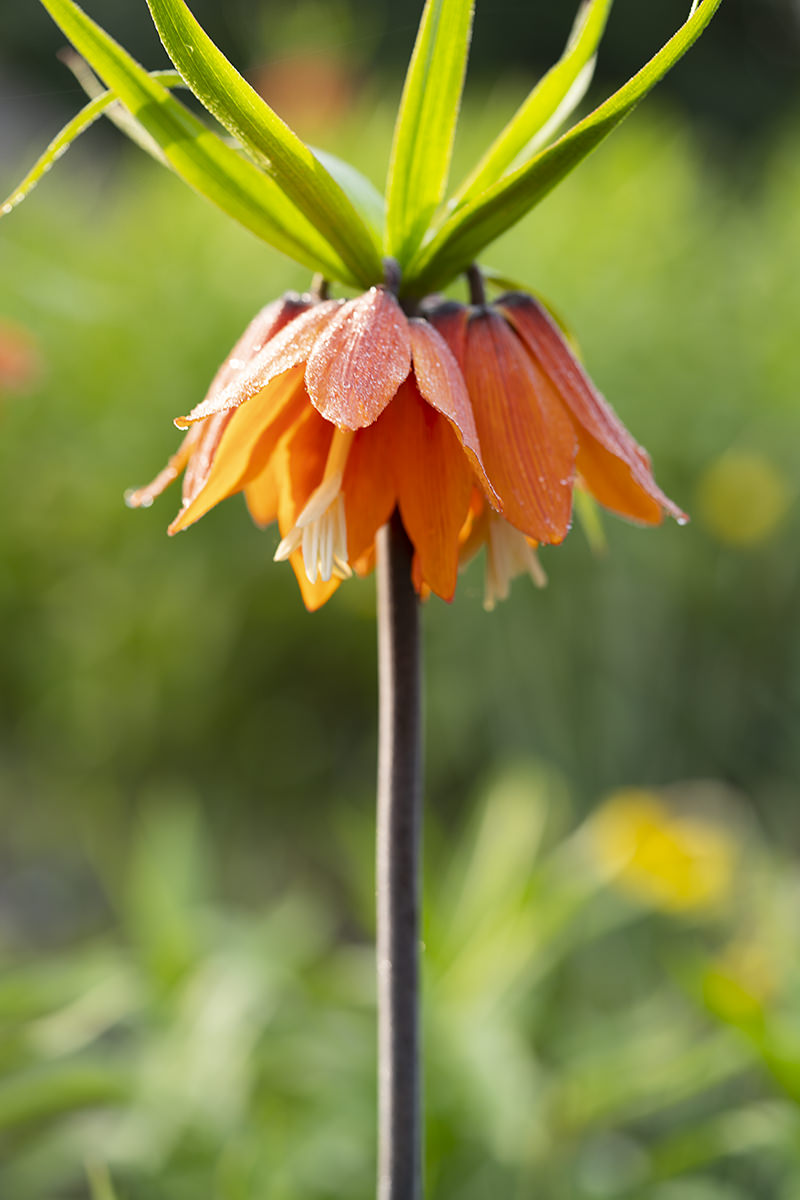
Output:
[
  {"xmin": 697, "ymin": 449, "xmax": 792, "ymax": 547},
  {"xmin": 588, "ymin": 788, "xmax": 738, "ymax": 913}
]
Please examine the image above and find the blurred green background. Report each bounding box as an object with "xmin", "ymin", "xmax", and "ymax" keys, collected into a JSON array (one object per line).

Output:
[{"xmin": 1, "ymin": 2, "xmax": 800, "ymax": 1197}]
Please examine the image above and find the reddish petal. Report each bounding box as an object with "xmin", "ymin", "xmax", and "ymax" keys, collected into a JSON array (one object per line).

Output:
[
  {"xmin": 169, "ymin": 366, "xmax": 307, "ymax": 533},
  {"xmin": 409, "ymin": 318, "xmax": 496, "ymax": 503},
  {"xmin": 498, "ymin": 292, "xmax": 685, "ymax": 521},
  {"xmin": 275, "ymin": 407, "xmax": 340, "ymax": 611},
  {"xmin": 342, "ymin": 417, "xmax": 397, "ymax": 565},
  {"xmin": 201, "ymin": 293, "xmax": 311, "ymax": 402},
  {"xmin": 388, "ymin": 379, "xmax": 475, "ymax": 602},
  {"xmin": 426, "ymin": 301, "xmax": 470, "ymax": 369},
  {"xmin": 462, "ymin": 309, "xmax": 577, "ymax": 543},
  {"xmin": 175, "ymin": 300, "xmax": 342, "ymax": 428},
  {"xmin": 305, "ymin": 287, "xmax": 411, "ymax": 429}
]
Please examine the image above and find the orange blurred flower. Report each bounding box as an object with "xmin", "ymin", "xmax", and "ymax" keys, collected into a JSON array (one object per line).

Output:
[
  {"xmin": 0, "ymin": 319, "xmax": 41, "ymax": 394},
  {"xmin": 128, "ymin": 286, "xmax": 684, "ymax": 610}
]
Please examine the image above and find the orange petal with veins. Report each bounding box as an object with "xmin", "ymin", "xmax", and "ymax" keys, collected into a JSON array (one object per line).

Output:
[
  {"xmin": 497, "ymin": 292, "xmax": 685, "ymax": 522},
  {"xmin": 462, "ymin": 309, "xmax": 577, "ymax": 543},
  {"xmin": 409, "ymin": 318, "xmax": 496, "ymax": 503},
  {"xmin": 426, "ymin": 301, "xmax": 469, "ymax": 369},
  {"xmin": 577, "ymin": 431, "xmax": 664, "ymax": 524},
  {"xmin": 342, "ymin": 416, "xmax": 397, "ymax": 564},
  {"xmin": 169, "ymin": 366, "xmax": 307, "ymax": 533},
  {"xmin": 388, "ymin": 380, "xmax": 474, "ymax": 602},
  {"xmin": 275, "ymin": 407, "xmax": 340, "ymax": 611},
  {"xmin": 200, "ymin": 294, "xmax": 311, "ymax": 406},
  {"xmin": 176, "ymin": 300, "xmax": 342, "ymax": 428},
  {"xmin": 306, "ymin": 287, "xmax": 411, "ymax": 429}
]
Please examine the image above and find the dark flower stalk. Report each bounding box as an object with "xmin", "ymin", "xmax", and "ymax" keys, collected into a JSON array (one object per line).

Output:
[{"xmin": 376, "ymin": 511, "xmax": 423, "ymax": 1200}]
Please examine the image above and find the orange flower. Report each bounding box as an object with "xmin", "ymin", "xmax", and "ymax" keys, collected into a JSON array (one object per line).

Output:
[
  {"xmin": 0, "ymin": 318, "xmax": 41, "ymax": 394},
  {"xmin": 128, "ymin": 285, "xmax": 684, "ymax": 610}
]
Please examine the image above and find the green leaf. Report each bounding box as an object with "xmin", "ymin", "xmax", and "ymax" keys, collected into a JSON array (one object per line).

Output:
[
  {"xmin": 86, "ymin": 1163, "xmax": 120, "ymax": 1200},
  {"xmin": 574, "ymin": 489, "xmax": 608, "ymax": 555},
  {"xmin": 58, "ymin": 48, "xmax": 177, "ymax": 160},
  {"xmin": 312, "ymin": 147, "xmax": 385, "ymax": 239},
  {"xmin": 385, "ymin": 0, "xmax": 475, "ymax": 266},
  {"xmin": 145, "ymin": 0, "xmax": 383, "ymax": 286},
  {"xmin": 33, "ymin": 0, "xmax": 358, "ymax": 282},
  {"xmin": 450, "ymin": 0, "xmax": 614, "ymax": 208},
  {"xmin": 403, "ymin": 0, "xmax": 724, "ymax": 297},
  {"xmin": 0, "ymin": 1063, "xmax": 129, "ymax": 1129},
  {"xmin": 1, "ymin": 70, "xmax": 182, "ymax": 215}
]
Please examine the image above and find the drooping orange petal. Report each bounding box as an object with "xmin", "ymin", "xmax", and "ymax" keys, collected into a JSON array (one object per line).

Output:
[
  {"xmin": 426, "ymin": 301, "xmax": 470, "ymax": 368},
  {"xmin": 352, "ymin": 545, "xmax": 376, "ymax": 579},
  {"xmin": 456, "ymin": 489, "xmax": 491, "ymax": 566},
  {"xmin": 305, "ymin": 287, "xmax": 412, "ymax": 429},
  {"xmin": 577, "ymin": 431, "xmax": 665, "ymax": 524},
  {"xmin": 181, "ymin": 410, "xmax": 235, "ymax": 506},
  {"xmin": 243, "ymin": 463, "xmax": 280, "ymax": 529},
  {"xmin": 201, "ymin": 293, "xmax": 311, "ymax": 403},
  {"xmin": 497, "ymin": 292, "xmax": 686, "ymax": 522},
  {"xmin": 175, "ymin": 300, "xmax": 343, "ymax": 428},
  {"xmin": 462, "ymin": 309, "xmax": 577, "ymax": 543},
  {"xmin": 169, "ymin": 366, "xmax": 307, "ymax": 533},
  {"xmin": 275, "ymin": 407, "xmax": 340, "ymax": 611},
  {"xmin": 388, "ymin": 379, "xmax": 475, "ymax": 602},
  {"xmin": 408, "ymin": 318, "xmax": 496, "ymax": 503},
  {"xmin": 125, "ymin": 423, "xmax": 203, "ymax": 508},
  {"xmin": 342, "ymin": 416, "xmax": 397, "ymax": 565}
]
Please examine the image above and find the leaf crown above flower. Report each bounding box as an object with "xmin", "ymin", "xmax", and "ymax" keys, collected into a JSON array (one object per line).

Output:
[{"xmin": 3, "ymin": 0, "xmax": 723, "ymax": 299}]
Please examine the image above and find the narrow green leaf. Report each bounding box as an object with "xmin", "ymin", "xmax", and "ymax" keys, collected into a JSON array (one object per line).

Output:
[
  {"xmin": 574, "ymin": 489, "xmax": 608, "ymax": 555},
  {"xmin": 59, "ymin": 48, "xmax": 176, "ymax": 159},
  {"xmin": 450, "ymin": 0, "xmax": 614, "ymax": 208},
  {"xmin": 312, "ymin": 148, "xmax": 385, "ymax": 239},
  {"xmin": 34, "ymin": 0, "xmax": 358, "ymax": 282},
  {"xmin": 0, "ymin": 1063, "xmax": 129, "ymax": 1129},
  {"xmin": 1, "ymin": 71, "xmax": 182, "ymax": 214},
  {"xmin": 86, "ymin": 1163, "xmax": 120, "ymax": 1200},
  {"xmin": 385, "ymin": 0, "xmax": 475, "ymax": 265},
  {"xmin": 404, "ymin": 0, "xmax": 724, "ymax": 297},
  {"xmin": 145, "ymin": 0, "xmax": 383, "ymax": 286}
]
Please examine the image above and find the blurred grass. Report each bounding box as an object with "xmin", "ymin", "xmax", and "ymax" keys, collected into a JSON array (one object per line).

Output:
[
  {"xmin": 0, "ymin": 92, "xmax": 799, "ymax": 1196},
  {"xmin": 2, "ymin": 770, "xmax": 800, "ymax": 1197}
]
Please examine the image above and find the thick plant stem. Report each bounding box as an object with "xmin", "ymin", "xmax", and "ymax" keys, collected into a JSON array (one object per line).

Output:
[{"xmin": 376, "ymin": 510, "xmax": 423, "ymax": 1200}]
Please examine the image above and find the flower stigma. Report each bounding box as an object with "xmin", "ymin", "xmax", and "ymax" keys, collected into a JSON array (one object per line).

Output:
[{"xmin": 484, "ymin": 512, "xmax": 547, "ymax": 611}]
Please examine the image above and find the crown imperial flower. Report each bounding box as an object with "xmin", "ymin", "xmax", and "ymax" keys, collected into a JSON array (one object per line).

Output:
[{"xmin": 127, "ymin": 281, "xmax": 684, "ymax": 610}]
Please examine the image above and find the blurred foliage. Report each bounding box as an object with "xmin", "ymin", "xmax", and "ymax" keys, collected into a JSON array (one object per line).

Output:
[
  {"xmin": 2, "ymin": 770, "xmax": 800, "ymax": 1197},
  {"xmin": 0, "ymin": 89, "xmax": 799, "ymax": 1195},
  {"xmin": 2, "ymin": 0, "xmax": 799, "ymax": 139}
]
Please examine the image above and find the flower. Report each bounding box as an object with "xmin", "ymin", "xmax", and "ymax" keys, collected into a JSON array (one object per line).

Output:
[
  {"xmin": 0, "ymin": 318, "xmax": 41, "ymax": 395},
  {"xmin": 127, "ymin": 283, "xmax": 684, "ymax": 610},
  {"xmin": 587, "ymin": 788, "xmax": 737, "ymax": 914}
]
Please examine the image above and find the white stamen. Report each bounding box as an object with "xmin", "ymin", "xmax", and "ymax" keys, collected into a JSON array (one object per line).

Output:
[
  {"xmin": 484, "ymin": 515, "xmax": 547, "ymax": 611},
  {"xmin": 273, "ymin": 429, "xmax": 355, "ymax": 584},
  {"xmin": 274, "ymin": 527, "xmax": 302, "ymax": 562}
]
